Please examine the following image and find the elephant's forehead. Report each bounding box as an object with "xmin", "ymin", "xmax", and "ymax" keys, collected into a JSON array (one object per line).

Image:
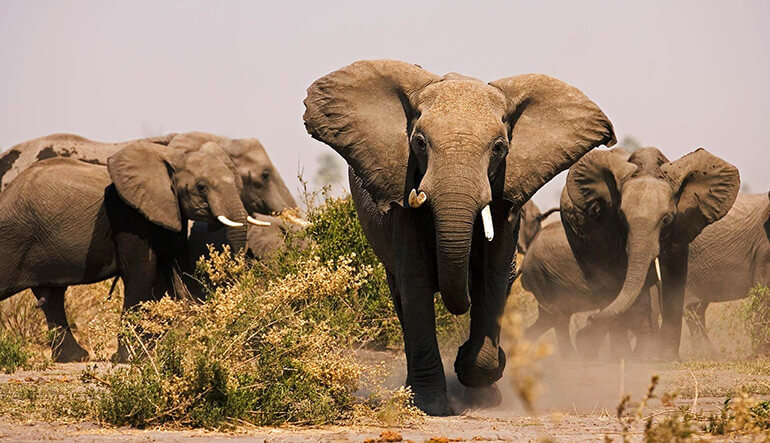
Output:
[
  {"xmin": 186, "ymin": 152, "xmax": 231, "ymax": 177},
  {"xmin": 419, "ymin": 80, "xmax": 506, "ymax": 132},
  {"xmin": 621, "ymin": 177, "xmax": 675, "ymax": 209}
]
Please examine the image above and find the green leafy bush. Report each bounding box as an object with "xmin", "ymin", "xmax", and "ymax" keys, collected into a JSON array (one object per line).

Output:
[{"xmin": 0, "ymin": 331, "xmax": 31, "ymax": 374}]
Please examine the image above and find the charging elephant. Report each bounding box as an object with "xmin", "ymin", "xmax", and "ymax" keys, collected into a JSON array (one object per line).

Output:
[
  {"xmin": 684, "ymin": 192, "xmax": 770, "ymax": 354},
  {"xmin": 0, "ymin": 141, "xmax": 257, "ymax": 362},
  {"xmin": 559, "ymin": 147, "xmax": 739, "ymax": 361},
  {"xmin": 0, "ymin": 132, "xmax": 300, "ymax": 218},
  {"xmin": 303, "ymin": 59, "xmax": 616, "ymax": 414}
]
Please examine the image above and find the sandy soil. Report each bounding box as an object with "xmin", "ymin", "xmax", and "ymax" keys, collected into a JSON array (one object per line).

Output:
[{"xmin": 1, "ymin": 351, "xmax": 766, "ymax": 442}]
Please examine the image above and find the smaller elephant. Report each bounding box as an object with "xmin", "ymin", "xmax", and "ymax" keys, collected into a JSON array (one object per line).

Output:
[
  {"xmin": 683, "ymin": 192, "xmax": 770, "ymax": 354},
  {"xmin": 534, "ymin": 147, "xmax": 739, "ymax": 361},
  {"xmin": 0, "ymin": 141, "xmax": 261, "ymax": 362},
  {"xmin": 520, "ymin": 219, "xmax": 593, "ymax": 358}
]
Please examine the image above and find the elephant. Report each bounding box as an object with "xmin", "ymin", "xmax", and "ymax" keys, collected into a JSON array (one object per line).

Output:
[
  {"xmin": 683, "ymin": 191, "xmax": 770, "ymax": 354},
  {"xmin": 520, "ymin": 219, "xmax": 594, "ymax": 359},
  {"xmin": 556, "ymin": 146, "xmax": 739, "ymax": 361},
  {"xmin": 522, "ymin": 192, "xmax": 768, "ymax": 360},
  {"xmin": 0, "ymin": 132, "xmax": 300, "ymax": 218},
  {"xmin": 303, "ymin": 59, "xmax": 616, "ymax": 414},
  {"xmin": 188, "ymin": 212, "xmax": 308, "ymax": 264},
  {"xmin": 0, "ymin": 141, "xmax": 259, "ymax": 362},
  {"xmin": 517, "ymin": 200, "xmax": 559, "ymax": 254}
]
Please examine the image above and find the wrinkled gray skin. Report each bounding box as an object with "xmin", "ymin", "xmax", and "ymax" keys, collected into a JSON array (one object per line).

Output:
[
  {"xmin": 0, "ymin": 132, "xmax": 297, "ymax": 216},
  {"xmin": 684, "ymin": 192, "xmax": 770, "ymax": 354},
  {"xmin": 303, "ymin": 60, "xmax": 615, "ymax": 415},
  {"xmin": 0, "ymin": 141, "xmax": 250, "ymax": 362},
  {"xmin": 558, "ymin": 147, "xmax": 739, "ymax": 361},
  {"xmin": 189, "ymin": 213, "xmax": 307, "ymax": 264}
]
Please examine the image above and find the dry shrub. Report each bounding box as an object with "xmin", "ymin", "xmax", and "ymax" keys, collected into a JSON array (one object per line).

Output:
[
  {"xmin": 0, "ymin": 281, "xmax": 122, "ymax": 362},
  {"xmin": 0, "ymin": 291, "xmax": 46, "ymax": 344},
  {"xmin": 609, "ymin": 375, "xmax": 770, "ymax": 441},
  {"xmin": 90, "ymin": 248, "xmax": 419, "ymax": 429},
  {"xmin": 741, "ymin": 284, "xmax": 770, "ymax": 355}
]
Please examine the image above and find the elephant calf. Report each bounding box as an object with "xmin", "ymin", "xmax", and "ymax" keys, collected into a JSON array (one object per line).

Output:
[{"xmin": 0, "ymin": 141, "xmax": 257, "ymax": 362}]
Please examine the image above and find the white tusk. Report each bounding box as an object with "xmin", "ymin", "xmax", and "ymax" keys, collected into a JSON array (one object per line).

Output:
[
  {"xmin": 654, "ymin": 257, "xmax": 662, "ymax": 282},
  {"xmin": 481, "ymin": 205, "xmax": 494, "ymax": 241},
  {"xmin": 284, "ymin": 213, "xmax": 311, "ymax": 228},
  {"xmin": 247, "ymin": 216, "xmax": 271, "ymax": 227},
  {"xmin": 408, "ymin": 189, "xmax": 427, "ymax": 208},
  {"xmin": 217, "ymin": 215, "xmax": 244, "ymax": 228}
]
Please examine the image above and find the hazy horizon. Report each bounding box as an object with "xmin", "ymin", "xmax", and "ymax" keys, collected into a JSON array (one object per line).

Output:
[{"xmin": 1, "ymin": 0, "xmax": 768, "ymax": 208}]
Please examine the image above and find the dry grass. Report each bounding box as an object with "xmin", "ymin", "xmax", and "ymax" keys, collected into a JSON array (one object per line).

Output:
[{"xmin": 501, "ymin": 266, "xmax": 552, "ymax": 411}]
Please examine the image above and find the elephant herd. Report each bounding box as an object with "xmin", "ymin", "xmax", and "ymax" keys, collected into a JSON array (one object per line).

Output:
[
  {"xmin": 0, "ymin": 132, "xmax": 305, "ymax": 362},
  {"xmin": 0, "ymin": 59, "xmax": 767, "ymax": 416}
]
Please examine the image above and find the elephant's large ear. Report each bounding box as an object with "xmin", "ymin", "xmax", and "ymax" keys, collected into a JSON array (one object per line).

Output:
[
  {"xmin": 107, "ymin": 141, "xmax": 182, "ymax": 232},
  {"xmin": 304, "ymin": 60, "xmax": 440, "ymax": 212},
  {"xmin": 661, "ymin": 148, "xmax": 740, "ymax": 243},
  {"xmin": 490, "ymin": 74, "xmax": 617, "ymax": 207},
  {"xmin": 565, "ymin": 150, "xmax": 637, "ymax": 217}
]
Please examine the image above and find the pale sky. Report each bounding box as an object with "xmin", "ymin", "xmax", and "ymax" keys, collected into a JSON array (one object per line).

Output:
[{"xmin": 1, "ymin": 0, "xmax": 768, "ymax": 208}]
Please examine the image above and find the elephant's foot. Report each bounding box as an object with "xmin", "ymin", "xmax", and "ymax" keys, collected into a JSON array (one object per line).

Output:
[
  {"xmin": 450, "ymin": 383, "xmax": 503, "ymax": 411},
  {"xmin": 454, "ymin": 339, "xmax": 506, "ymax": 388},
  {"xmin": 412, "ymin": 389, "xmax": 453, "ymax": 416},
  {"xmin": 111, "ymin": 341, "xmax": 131, "ymax": 364},
  {"xmin": 52, "ymin": 332, "xmax": 90, "ymax": 363},
  {"xmin": 575, "ymin": 326, "xmax": 603, "ymax": 361}
]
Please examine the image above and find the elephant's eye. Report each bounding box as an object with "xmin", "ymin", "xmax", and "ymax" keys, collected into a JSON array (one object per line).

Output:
[
  {"xmin": 661, "ymin": 214, "xmax": 673, "ymax": 226},
  {"xmin": 492, "ymin": 140, "xmax": 508, "ymax": 157},
  {"xmin": 411, "ymin": 133, "xmax": 427, "ymax": 153},
  {"xmin": 261, "ymin": 170, "xmax": 270, "ymax": 182},
  {"xmin": 196, "ymin": 181, "xmax": 207, "ymax": 193}
]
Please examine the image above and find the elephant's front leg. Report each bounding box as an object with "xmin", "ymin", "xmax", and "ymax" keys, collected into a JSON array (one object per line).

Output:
[
  {"xmin": 455, "ymin": 202, "xmax": 513, "ymax": 397},
  {"xmin": 391, "ymin": 271, "xmax": 449, "ymax": 415},
  {"xmin": 390, "ymin": 208, "xmax": 449, "ymax": 416},
  {"xmin": 659, "ymin": 247, "xmax": 689, "ymax": 361}
]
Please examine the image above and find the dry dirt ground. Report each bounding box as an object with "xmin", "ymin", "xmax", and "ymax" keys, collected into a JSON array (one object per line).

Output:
[{"xmin": 1, "ymin": 351, "xmax": 768, "ymax": 442}]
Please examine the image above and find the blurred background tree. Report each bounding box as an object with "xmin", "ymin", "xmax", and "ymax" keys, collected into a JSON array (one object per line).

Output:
[
  {"xmin": 618, "ymin": 135, "xmax": 642, "ymax": 153},
  {"xmin": 314, "ymin": 152, "xmax": 344, "ymax": 189}
]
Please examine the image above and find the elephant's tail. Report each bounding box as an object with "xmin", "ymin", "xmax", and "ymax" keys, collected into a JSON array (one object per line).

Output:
[
  {"xmin": 536, "ymin": 207, "xmax": 560, "ymax": 224},
  {"xmin": 107, "ymin": 276, "xmax": 120, "ymax": 299}
]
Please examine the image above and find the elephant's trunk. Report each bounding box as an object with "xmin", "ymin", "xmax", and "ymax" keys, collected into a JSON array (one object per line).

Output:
[
  {"xmin": 590, "ymin": 226, "xmax": 659, "ymax": 322},
  {"xmin": 212, "ymin": 192, "xmax": 249, "ymax": 254},
  {"xmin": 430, "ymin": 182, "xmax": 485, "ymax": 316}
]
